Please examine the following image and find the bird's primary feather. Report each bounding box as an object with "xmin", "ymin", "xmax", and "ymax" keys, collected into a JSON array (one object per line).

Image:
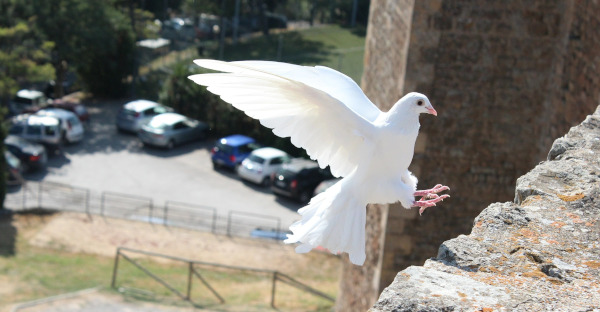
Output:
[
  {"xmin": 189, "ymin": 59, "xmax": 378, "ymax": 178},
  {"xmin": 189, "ymin": 59, "xmax": 438, "ymax": 265}
]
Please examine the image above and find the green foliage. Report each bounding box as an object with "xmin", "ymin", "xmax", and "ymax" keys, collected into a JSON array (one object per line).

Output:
[
  {"xmin": 158, "ymin": 62, "xmax": 306, "ymax": 156},
  {"xmin": 34, "ymin": 0, "xmax": 136, "ymax": 98},
  {"xmin": 152, "ymin": 25, "xmax": 365, "ymax": 157},
  {"xmin": 75, "ymin": 7, "xmax": 136, "ymax": 98},
  {"xmin": 134, "ymin": 69, "xmax": 169, "ymax": 101},
  {"xmin": 0, "ymin": 11, "xmax": 54, "ymax": 105},
  {"xmin": 181, "ymin": 0, "xmax": 222, "ymax": 16},
  {"xmin": 0, "ymin": 105, "xmax": 6, "ymax": 209}
]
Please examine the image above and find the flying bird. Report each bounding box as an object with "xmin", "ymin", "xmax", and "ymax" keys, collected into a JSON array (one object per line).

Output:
[{"xmin": 189, "ymin": 60, "xmax": 449, "ymax": 265}]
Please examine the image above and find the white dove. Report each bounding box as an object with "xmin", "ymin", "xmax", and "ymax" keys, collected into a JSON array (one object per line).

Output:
[{"xmin": 189, "ymin": 59, "xmax": 449, "ymax": 265}]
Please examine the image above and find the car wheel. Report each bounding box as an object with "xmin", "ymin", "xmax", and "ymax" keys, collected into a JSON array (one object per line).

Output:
[
  {"xmin": 299, "ymin": 190, "xmax": 311, "ymax": 204},
  {"xmin": 166, "ymin": 140, "xmax": 175, "ymax": 150},
  {"xmin": 212, "ymin": 161, "xmax": 220, "ymax": 170},
  {"xmin": 261, "ymin": 177, "xmax": 271, "ymax": 187}
]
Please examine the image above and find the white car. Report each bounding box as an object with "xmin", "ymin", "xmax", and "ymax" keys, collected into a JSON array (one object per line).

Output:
[
  {"xmin": 8, "ymin": 114, "xmax": 62, "ymax": 147},
  {"xmin": 116, "ymin": 100, "xmax": 172, "ymax": 133},
  {"xmin": 237, "ymin": 147, "xmax": 291, "ymax": 186},
  {"xmin": 9, "ymin": 89, "xmax": 48, "ymax": 115},
  {"xmin": 36, "ymin": 108, "xmax": 85, "ymax": 143}
]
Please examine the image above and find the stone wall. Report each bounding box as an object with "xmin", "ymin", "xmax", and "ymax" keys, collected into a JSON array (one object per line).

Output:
[
  {"xmin": 336, "ymin": 1, "xmax": 600, "ymax": 311},
  {"xmin": 370, "ymin": 105, "xmax": 600, "ymax": 311}
]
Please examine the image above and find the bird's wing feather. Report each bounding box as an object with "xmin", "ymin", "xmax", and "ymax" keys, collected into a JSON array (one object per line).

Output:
[
  {"xmin": 189, "ymin": 59, "xmax": 377, "ymax": 177},
  {"xmin": 229, "ymin": 61, "xmax": 382, "ymax": 122}
]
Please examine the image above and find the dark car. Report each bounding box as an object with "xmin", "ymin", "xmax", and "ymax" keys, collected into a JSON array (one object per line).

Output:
[
  {"xmin": 271, "ymin": 158, "xmax": 334, "ymax": 204},
  {"xmin": 4, "ymin": 135, "xmax": 47, "ymax": 172},
  {"xmin": 211, "ymin": 134, "xmax": 261, "ymax": 170}
]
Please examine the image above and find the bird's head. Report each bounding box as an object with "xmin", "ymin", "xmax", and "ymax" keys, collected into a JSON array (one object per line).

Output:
[{"xmin": 398, "ymin": 92, "xmax": 437, "ymax": 116}]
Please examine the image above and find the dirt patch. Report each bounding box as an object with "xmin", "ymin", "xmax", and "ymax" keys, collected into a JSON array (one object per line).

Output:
[
  {"xmin": 27, "ymin": 211, "xmax": 340, "ymax": 274},
  {"xmin": 2, "ymin": 210, "xmax": 341, "ymax": 311}
]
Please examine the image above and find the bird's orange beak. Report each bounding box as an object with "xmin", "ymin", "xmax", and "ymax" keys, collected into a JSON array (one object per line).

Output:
[{"xmin": 427, "ymin": 107, "xmax": 438, "ymax": 116}]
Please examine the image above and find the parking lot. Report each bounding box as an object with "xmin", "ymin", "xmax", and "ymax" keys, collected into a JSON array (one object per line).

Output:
[{"xmin": 19, "ymin": 99, "xmax": 303, "ymax": 231}]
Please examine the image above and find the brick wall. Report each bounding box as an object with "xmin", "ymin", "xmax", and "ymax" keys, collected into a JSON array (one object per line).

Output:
[{"xmin": 335, "ymin": 1, "xmax": 600, "ymax": 311}]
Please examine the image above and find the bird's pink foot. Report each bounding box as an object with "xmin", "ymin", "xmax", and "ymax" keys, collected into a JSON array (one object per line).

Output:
[
  {"xmin": 412, "ymin": 184, "xmax": 450, "ymax": 215},
  {"xmin": 414, "ymin": 184, "xmax": 450, "ymax": 197}
]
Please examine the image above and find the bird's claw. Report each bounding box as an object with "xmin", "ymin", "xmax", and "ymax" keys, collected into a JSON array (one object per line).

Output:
[
  {"xmin": 412, "ymin": 184, "xmax": 450, "ymax": 215},
  {"xmin": 414, "ymin": 184, "xmax": 450, "ymax": 197}
]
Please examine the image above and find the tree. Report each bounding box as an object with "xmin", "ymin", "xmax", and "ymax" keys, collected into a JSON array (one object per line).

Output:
[
  {"xmin": 159, "ymin": 62, "xmax": 306, "ymax": 156},
  {"xmin": 0, "ymin": 105, "xmax": 6, "ymax": 209},
  {"xmin": 34, "ymin": 0, "xmax": 136, "ymax": 98},
  {"xmin": 0, "ymin": 1, "xmax": 54, "ymax": 106},
  {"xmin": 0, "ymin": 0, "xmax": 54, "ymax": 208}
]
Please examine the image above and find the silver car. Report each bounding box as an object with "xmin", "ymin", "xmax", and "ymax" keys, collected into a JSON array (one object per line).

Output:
[
  {"xmin": 116, "ymin": 99, "xmax": 172, "ymax": 133},
  {"xmin": 138, "ymin": 113, "xmax": 209, "ymax": 149}
]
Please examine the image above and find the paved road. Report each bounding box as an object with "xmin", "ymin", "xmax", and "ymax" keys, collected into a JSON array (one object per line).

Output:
[{"xmin": 22, "ymin": 99, "xmax": 303, "ymax": 230}]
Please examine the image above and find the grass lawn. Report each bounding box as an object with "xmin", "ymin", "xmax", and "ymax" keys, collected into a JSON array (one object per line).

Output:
[
  {"xmin": 0, "ymin": 212, "xmax": 340, "ymax": 311},
  {"xmin": 207, "ymin": 24, "xmax": 366, "ymax": 83}
]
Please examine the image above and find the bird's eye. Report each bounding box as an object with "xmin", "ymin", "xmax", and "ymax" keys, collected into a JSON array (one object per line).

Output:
[{"xmin": 417, "ymin": 100, "xmax": 424, "ymax": 106}]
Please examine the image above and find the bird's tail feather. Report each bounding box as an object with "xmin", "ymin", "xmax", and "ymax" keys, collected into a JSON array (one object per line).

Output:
[{"xmin": 284, "ymin": 177, "xmax": 367, "ymax": 265}]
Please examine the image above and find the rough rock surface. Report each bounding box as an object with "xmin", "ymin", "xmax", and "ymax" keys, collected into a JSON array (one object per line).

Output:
[{"xmin": 370, "ymin": 107, "xmax": 600, "ymax": 311}]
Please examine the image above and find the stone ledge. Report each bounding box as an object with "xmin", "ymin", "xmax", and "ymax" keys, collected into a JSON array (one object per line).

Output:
[{"xmin": 370, "ymin": 106, "xmax": 600, "ymax": 311}]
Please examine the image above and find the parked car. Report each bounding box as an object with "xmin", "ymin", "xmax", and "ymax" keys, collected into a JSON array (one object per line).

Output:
[
  {"xmin": 271, "ymin": 158, "xmax": 334, "ymax": 204},
  {"xmin": 116, "ymin": 100, "xmax": 173, "ymax": 133},
  {"xmin": 44, "ymin": 99, "xmax": 90, "ymax": 124},
  {"xmin": 5, "ymin": 151, "xmax": 23, "ymax": 185},
  {"xmin": 138, "ymin": 113, "xmax": 209, "ymax": 149},
  {"xmin": 161, "ymin": 17, "xmax": 197, "ymax": 42},
  {"xmin": 4, "ymin": 135, "xmax": 47, "ymax": 172},
  {"xmin": 237, "ymin": 147, "xmax": 291, "ymax": 186},
  {"xmin": 211, "ymin": 134, "xmax": 260, "ymax": 170},
  {"xmin": 8, "ymin": 114, "xmax": 62, "ymax": 148},
  {"xmin": 35, "ymin": 108, "xmax": 84, "ymax": 143},
  {"xmin": 8, "ymin": 89, "xmax": 48, "ymax": 116}
]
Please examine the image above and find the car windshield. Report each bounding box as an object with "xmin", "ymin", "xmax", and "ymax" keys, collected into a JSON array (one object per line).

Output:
[
  {"xmin": 122, "ymin": 109, "xmax": 137, "ymax": 117},
  {"xmin": 281, "ymin": 169, "xmax": 298, "ymax": 177},
  {"xmin": 248, "ymin": 154, "xmax": 265, "ymax": 164},
  {"xmin": 7, "ymin": 137, "xmax": 33, "ymax": 149},
  {"xmin": 154, "ymin": 106, "xmax": 169, "ymax": 114},
  {"xmin": 68, "ymin": 117, "xmax": 81, "ymax": 126},
  {"xmin": 5, "ymin": 152, "xmax": 20, "ymax": 168},
  {"xmin": 215, "ymin": 142, "xmax": 233, "ymax": 154},
  {"xmin": 13, "ymin": 96, "xmax": 33, "ymax": 104},
  {"xmin": 239, "ymin": 142, "xmax": 261, "ymax": 154}
]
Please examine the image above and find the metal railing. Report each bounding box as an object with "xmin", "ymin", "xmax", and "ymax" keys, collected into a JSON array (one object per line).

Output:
[
  {"xmin": 226, "ymin": 210, "xmax": 281, "ymax": 237},
  {"xmin": 4, "ymin": 181, "xmax": 288, "ymax": 240},
  {"xmin": 101, "ymin": 191, "xmax": 154, "ymax": 222},
  {"xmin": 163, "ymin": 200, "xmax": 217, "ymax": 233},
  {"xmin": 111, "ymin": 247, "xmax": 334, "ymax": 308}
]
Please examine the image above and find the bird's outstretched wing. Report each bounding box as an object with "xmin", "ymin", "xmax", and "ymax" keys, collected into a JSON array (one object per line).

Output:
[{"xmin": 189, "ymin": 59, "xmax": 380, "ymax": 177}]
